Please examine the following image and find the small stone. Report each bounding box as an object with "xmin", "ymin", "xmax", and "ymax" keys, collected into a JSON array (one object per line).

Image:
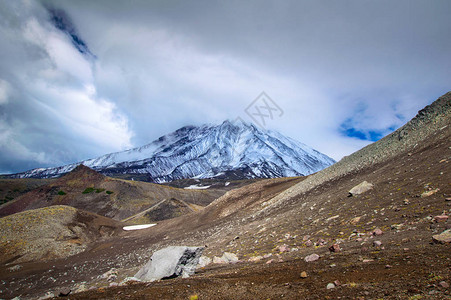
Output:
[
  {"xmin": 385, "ymin": 264, "xmax": 392, "ymax": 268},
  {"xmin": 74, "ymin": 284, "xmax": 87, "ymax": 293},
  {"xmin": 362, "ymin": 259, "xmax": 374, "ymax": 263},
  {"xmin": 373, "ymin": 240, "xmax": 382, "ymax": 247},
  {"xmin": 350, "ymin": 216, "xmax": 362, "ymax": 225},
  {"xmin": 326, "ymin": 283, "xmax": 335, "ymax": 289},
  {"xmin": 279, "ymin": 245, "xmax": 290, "ymax": 253},
  {"xmin": 38, "ymin": 292, "xmax": 55, "ymax": 300},
  {"xmin": 100, "ymin": 268, "xmax": 118, "ymax": 281},
  {"xmin": 421, "ymin": 188, "xmax": 439, "ymax": 197},
  {"xmin": 329, "ymin": 244, "xmax": 341, "ymax": 252},
  {"xmin": 432, "ymin": 229, "xmax": 451, "ymax": 244},
  {"xmin": 317, "ymin": 238, "xmax": 326, "ymax": 246},
  {"xmin": 334, "ymin": 280, "xmax": 341, "ymax": 286},
  {"xmin": 329, "ymin": 263, "xmax": 336, "ymax": 268},
  {"xmin": 58, "ymin": 288, "xmax": 71, "ymax": 297},
  {"xmin": 373, "ymin": 228, "xmax": 383, "ymax": 236},
  {"xmin": 403, "ymin": 199, "xmax": 410, "ymax": 205},
  {"xmin": 305, "ymin": 240, "xmax": 313, "ymax": 247},
  {"xmin": 300, "ymin": 271, "xmax": 308, "ymax": 278},
  {"xmin": 266, "ymin": 259, "xmax": 274, "ymax": 264},
  {"xmin": 391, "ymin": 224, "xmax": 403, "ymax": 230},
  {"xmin": 304, "ymin": 253, "xmax": 320, "ymax": 262},
  {"xmin": 433, "ymin": 215, "xmax": 449, "ymax": 223},
  {"xmin": 439, "ymin": 281, "xmax": 449, "ymax": 288},
  {"xmin": 445, "ymin": 198, "xmax": 451, "ymax": 201},
  {"xmin": 248, "ymin": 256, "xmax": 263, "ymax": 262}
]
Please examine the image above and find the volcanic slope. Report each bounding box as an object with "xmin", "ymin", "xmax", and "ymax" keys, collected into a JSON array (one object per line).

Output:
[
  {"xmin": 0, "ymin": 165, "xmax": 224, "ymax": 222},
  {"xmin": 1, "ymin": 92, "xmax": 450, "ymax": 299},
  {"xmin": 0, "ymin": 205, "xmax": 123, "ymax": 265}
]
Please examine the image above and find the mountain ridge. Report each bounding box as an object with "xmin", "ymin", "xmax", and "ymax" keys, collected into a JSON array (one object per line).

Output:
[{"xmin": 11, "ymin": 120, "xmax": 335, "ymax": 182}]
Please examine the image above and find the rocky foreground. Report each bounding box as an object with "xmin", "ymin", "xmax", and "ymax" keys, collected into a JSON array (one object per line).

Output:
[{"xmin": 0, "ymin": 92, "xmax": 450, "ymax": 299}]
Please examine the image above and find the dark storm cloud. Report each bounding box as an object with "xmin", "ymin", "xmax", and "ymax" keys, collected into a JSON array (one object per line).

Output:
[{"xmin": 0, "ymin": 0, "xmax": 450, "ymax": 173}]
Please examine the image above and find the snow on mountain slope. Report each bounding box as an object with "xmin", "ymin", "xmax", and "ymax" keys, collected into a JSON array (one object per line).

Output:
[{"xmin": 13, "ymin": 120, "xmax": 335, "ymax": 182}]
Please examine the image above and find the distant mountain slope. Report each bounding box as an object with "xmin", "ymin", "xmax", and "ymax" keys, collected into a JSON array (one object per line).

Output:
[
  {"xmin": 0, "ymin": 165, "xmax": 223, "ymax": 222},
  {"xmin": 13, "ymin": 120, "xmax": 335, "ymax": 182}
]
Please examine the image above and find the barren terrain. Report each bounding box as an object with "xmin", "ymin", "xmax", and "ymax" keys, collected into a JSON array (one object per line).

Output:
[{"xmin": 0, "ymin": 92, "xmax": 450, "ymax": 299}]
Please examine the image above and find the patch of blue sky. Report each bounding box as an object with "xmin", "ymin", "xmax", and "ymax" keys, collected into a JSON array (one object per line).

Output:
[{"xmin": 339, "ymin": 118, "xmax": 397, "ymax": 142}]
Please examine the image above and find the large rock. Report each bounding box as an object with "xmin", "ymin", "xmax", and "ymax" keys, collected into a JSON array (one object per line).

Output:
[
  {"xmin": 135, "ymin": 246, "xmax": 204, "ymax": 282},
  {"xmin": 348, "ymin": 181, "xmax": 373, "ymax": 196}
]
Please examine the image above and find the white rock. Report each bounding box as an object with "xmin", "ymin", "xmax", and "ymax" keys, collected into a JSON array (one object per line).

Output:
[
  {"xmin": 304, "ymin": 253, "xmax": 320, "ymax": 262},
  {"xmin": 349, "ymin": 181, "xmax": 373, "ymax": 196}
]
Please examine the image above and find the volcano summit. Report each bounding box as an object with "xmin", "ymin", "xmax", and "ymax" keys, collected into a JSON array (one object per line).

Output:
[{"xmin": 14, "ymin": 120, "xmax": 335, "ymax": 182}]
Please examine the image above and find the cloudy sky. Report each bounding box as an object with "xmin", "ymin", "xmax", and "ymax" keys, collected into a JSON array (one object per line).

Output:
[{"xmin": 0, "ymin": 0, "xmax": 450, "ymax": 174}]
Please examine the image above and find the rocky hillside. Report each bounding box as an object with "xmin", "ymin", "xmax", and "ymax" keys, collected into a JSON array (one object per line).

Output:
[
  {"xmin": 257, "ymin": 91, "xmax": 451, "ymax": 216},
  {"xmin": 0, "ymin": 178, "xmax": 53, "ymax": 206},
  {"xmin": 0, "ymin": 205, "xmax": 123, "ymax": 264},
  {"xmin": 0, "ymin": 165, "xmax": 224, "ymax": 222}
]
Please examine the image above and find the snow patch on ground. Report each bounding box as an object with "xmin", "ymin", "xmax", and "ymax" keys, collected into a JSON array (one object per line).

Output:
[
  {"xmin": 123, "ymin": 224, "xmax": 156, "ymax": 231},
  {"xmin": 184, "ymin": 185, "xmax": 211, "ymax": 190}
]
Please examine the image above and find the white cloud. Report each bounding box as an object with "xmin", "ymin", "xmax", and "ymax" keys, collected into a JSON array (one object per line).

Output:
[{"xmin": 0, "ymin": 0, "xmax": 134, "ymax": 172}]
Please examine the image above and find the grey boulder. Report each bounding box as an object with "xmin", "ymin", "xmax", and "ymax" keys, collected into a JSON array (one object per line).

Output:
[
  {"xmin": 348, "ymin": 181, "xmax": 373, "ymax": 196},
  {"xmin": 135, "ymin": 246, "xmax": 204, "ymax": 282}
]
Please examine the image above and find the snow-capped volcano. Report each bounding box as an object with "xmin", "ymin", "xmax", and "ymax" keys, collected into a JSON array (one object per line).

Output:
[{"xmin": 13, "ymin": 120, "xmax": 335, "ymax": 182}]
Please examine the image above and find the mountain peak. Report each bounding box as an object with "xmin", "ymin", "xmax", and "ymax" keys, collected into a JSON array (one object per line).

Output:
[
  {"xmin": 14, "ymin": 121, "xmax": 336, "ymax": 182},
  {"xmin": 57, "ymin": 164, "xmax": 105, "ymax": 183}
]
